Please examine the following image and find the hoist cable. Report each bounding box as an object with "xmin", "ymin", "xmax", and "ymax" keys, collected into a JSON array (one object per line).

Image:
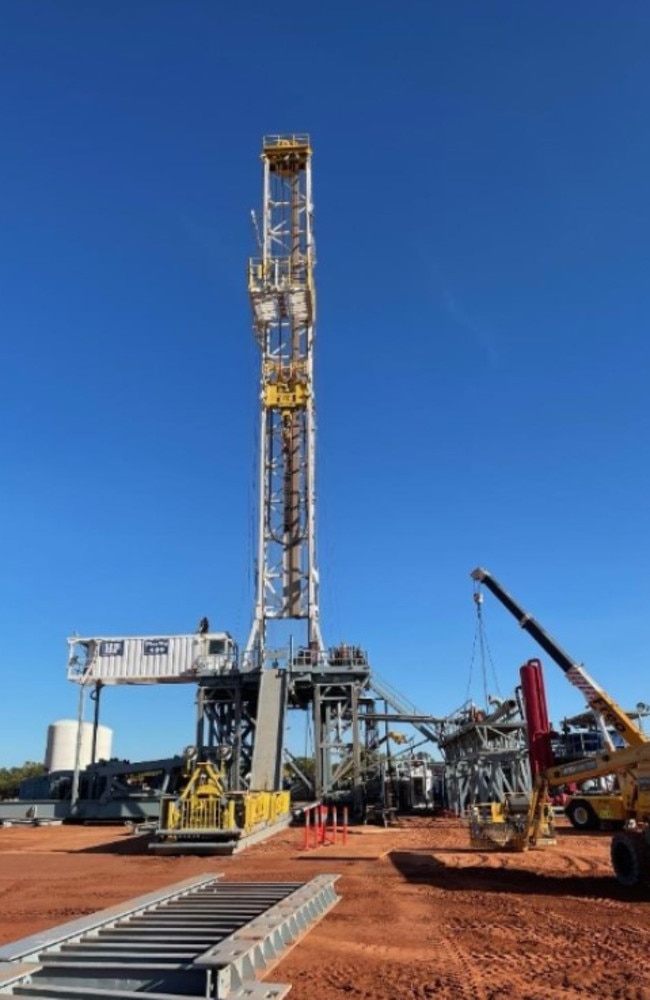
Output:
[
  {"xmin": 474, "ymin": 585, "xmax": 502, "ymax": 704},
  {"xmin": 483, "ymin": 620, "xmax": 502, "ymax": 699},
  {"xmin": 465, "ymin": 609, "xmax": 480, "ymax": 706},
  {"xmin": 476, "ymin": 599, "xmax": 490, "ymax": 707}
]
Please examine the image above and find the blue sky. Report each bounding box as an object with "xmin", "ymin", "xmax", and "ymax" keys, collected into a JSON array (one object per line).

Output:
[{"xmin": 1, "ymin": 1, "xmax": 650, "ymax": 767}]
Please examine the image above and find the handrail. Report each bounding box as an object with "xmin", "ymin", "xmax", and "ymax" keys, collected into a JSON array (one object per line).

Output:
[{"xmin": 370, "ymin": 671, "xmax": 439, "ymax": 744}]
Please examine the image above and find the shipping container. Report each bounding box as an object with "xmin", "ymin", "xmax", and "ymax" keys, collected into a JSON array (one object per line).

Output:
[{"xmin": 67, "ymin": 633, "xmax": 237, "ymax": 685}]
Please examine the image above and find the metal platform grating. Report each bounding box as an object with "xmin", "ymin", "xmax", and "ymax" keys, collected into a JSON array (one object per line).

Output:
[{"xmin": 0, "ymin": 874, "xmax": 340, "ymax": 999}]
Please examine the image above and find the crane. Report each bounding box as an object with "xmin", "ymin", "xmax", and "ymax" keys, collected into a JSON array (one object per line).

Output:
[
  {"xmin": 470, "ymin": 567, "xmax": 646, "ymax": 748},
  {"xmin": 469, "ymin": 567, "xmax": 650, "ymax": 886}
]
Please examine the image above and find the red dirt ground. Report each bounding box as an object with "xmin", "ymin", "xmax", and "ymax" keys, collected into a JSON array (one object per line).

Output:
[{"xmin": 0, "ymin": 816, "xmax": 649, "ymax": 999}]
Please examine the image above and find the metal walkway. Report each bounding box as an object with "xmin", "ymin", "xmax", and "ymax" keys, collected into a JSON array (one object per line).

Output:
[{"xmin": 0, "ymin": 873, "xmax": 340, "ymax": 1000}]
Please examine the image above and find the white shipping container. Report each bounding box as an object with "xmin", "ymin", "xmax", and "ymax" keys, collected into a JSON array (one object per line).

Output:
[{"xmin": 67, "ymin": 633, "xmax": 236, "ymax": 685}]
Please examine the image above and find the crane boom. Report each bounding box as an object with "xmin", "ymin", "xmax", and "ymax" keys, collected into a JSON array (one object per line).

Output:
[
  {"xmin": 470, "ymin": 567, "xmax": 646, "ymax": 749},
  {"xmin": 547, "ymin": 740, "xmax": 650, "ymax": 788}
]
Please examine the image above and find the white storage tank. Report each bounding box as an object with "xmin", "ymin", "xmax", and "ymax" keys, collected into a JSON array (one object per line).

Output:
[{"xmin": 45, "ymin": 720, "xmax": 113, "ymax": 773}]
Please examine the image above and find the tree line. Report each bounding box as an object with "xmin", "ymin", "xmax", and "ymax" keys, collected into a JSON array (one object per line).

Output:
[{"xmin": 0, "ymin": 762, "xmax": 46, "ymax": 799}]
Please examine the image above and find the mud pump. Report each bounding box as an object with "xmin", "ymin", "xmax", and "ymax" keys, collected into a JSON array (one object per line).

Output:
[{"xmin": 468, "ymin": 567, "xmax": 650, "ymax": 887}]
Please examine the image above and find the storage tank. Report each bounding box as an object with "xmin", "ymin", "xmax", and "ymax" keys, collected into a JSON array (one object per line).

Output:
[{"xmin": 45, "ymin": 720, "xmax": 113, "ymax": 773}]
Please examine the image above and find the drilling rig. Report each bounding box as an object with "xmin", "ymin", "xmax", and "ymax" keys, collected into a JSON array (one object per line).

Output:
[
  {"xmin": 51, "ymin": 136, "xmax": 440, "ymax": 839},
  {"xmin": 245, "ymin": 134, "xmax": 322, "ymax": 665},
  {"xmin": 196, "ymin": 136, "xmax": 374, "ymax": 810}
]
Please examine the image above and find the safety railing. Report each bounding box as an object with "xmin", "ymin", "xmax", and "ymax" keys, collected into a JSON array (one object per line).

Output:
[
  {"xmin": 161, "ymin": 795, "xmax": 236, "ymax": 834},
  {"xmin": 328, "ymin": 646, "xmax": 368, "ymax": 668},
  {"xmin": 248, "ymin": 257, "xmax": 310, "ymax": 291},
  {"xmin": 263, "ymin": 133, "xmax": 311, "ymax": 150},
  {"xmin": 160, "ymin": 789, "xmax": 291, "ymax": 837}
]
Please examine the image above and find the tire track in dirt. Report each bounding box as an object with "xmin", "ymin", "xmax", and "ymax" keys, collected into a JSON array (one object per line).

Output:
[
  {"xmin": 433, "ymin": 892, "xmax": 626, "ymax": 1000},
  {"xmin": 441, "ymin": 883, "xmax": 647, "ymax": 1000},
  {"xmin": 474, "ymin": 900, "xmax": 650, "ymax": 998},
  {"xmin": 0, "ymin": 881, "xmax": 30, "ymax": 900},
  {"xmin": 445, "ymin": 903, "xmax": 549, "ymax": 996},
  {"xmin": 436, "ymin": 927, "xmax": 489, "ymax": 1000},
  {"xmin": 547, "ymin": 907, "xmax": 650, "ymax": 978},
  {"xmin": 559, "ymin": 852, "xmax": 602, "ymax": 875},
  {"xmin": 312, "ymin": 928, "xmax": 490, "ymax": 1000}
]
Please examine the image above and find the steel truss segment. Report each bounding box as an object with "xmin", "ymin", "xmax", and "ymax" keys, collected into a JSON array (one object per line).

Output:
[
  {"xmin": 197, "ymin": 679, "xmax": 257, "ymax": 791},
  {"xmin": 245, "ymin": 133, "xmax": 322, "ymax": 667},
  {"xmin": 439, "ymin": 698, "xmax": 533, "ymax": 814}
]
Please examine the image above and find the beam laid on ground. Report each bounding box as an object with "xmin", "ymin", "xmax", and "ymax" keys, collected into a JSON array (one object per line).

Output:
[
  {"xmin": 0, "ymin": 876, "xmax": 221, "ymax": 964},
  {"xmin": 0, "ymin": 876, "xmax": 340, "ymax": 1000},
  {"xmin": 196, "ymin": 875, "xmax": 341, "ymax": 998}
]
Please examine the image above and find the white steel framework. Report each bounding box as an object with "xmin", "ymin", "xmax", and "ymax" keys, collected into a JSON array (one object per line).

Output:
[{"xmin": 245, "ymin": 135, "xmax": 322, "ymax": 668}]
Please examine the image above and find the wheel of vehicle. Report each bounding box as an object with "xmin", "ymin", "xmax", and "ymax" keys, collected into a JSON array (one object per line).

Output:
[
  {"xmin": 565, "ymin": 799, "xmax": 600, "ymax": 831},
  {"xmin": 611, "ymin": 830, "xmax": 648, "ymax": 887}
]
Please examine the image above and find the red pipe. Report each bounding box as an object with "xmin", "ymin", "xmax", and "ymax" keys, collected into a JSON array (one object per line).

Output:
[{"xmin": 520, "ymin": 658, "xmax": 554, "ymax": 776}]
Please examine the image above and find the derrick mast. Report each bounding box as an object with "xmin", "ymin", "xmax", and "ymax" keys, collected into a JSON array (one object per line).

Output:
[{"xmin": 245, "ymin": 135, "xmax": 322, "ymax": 668}]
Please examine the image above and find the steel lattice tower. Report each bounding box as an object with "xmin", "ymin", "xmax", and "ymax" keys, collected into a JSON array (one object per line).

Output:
[{"xmin": 245, "ymin": 135, "xmax": 323, "ymax": 668}]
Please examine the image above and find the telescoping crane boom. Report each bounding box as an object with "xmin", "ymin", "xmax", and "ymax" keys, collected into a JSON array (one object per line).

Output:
[
  {"xmin": 470, "ymin": 567, "xmax": 650, "ymax": 887},
  {"xmin": 470, "ymin": 567, "xmax": 646, "ymax": 748}
]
